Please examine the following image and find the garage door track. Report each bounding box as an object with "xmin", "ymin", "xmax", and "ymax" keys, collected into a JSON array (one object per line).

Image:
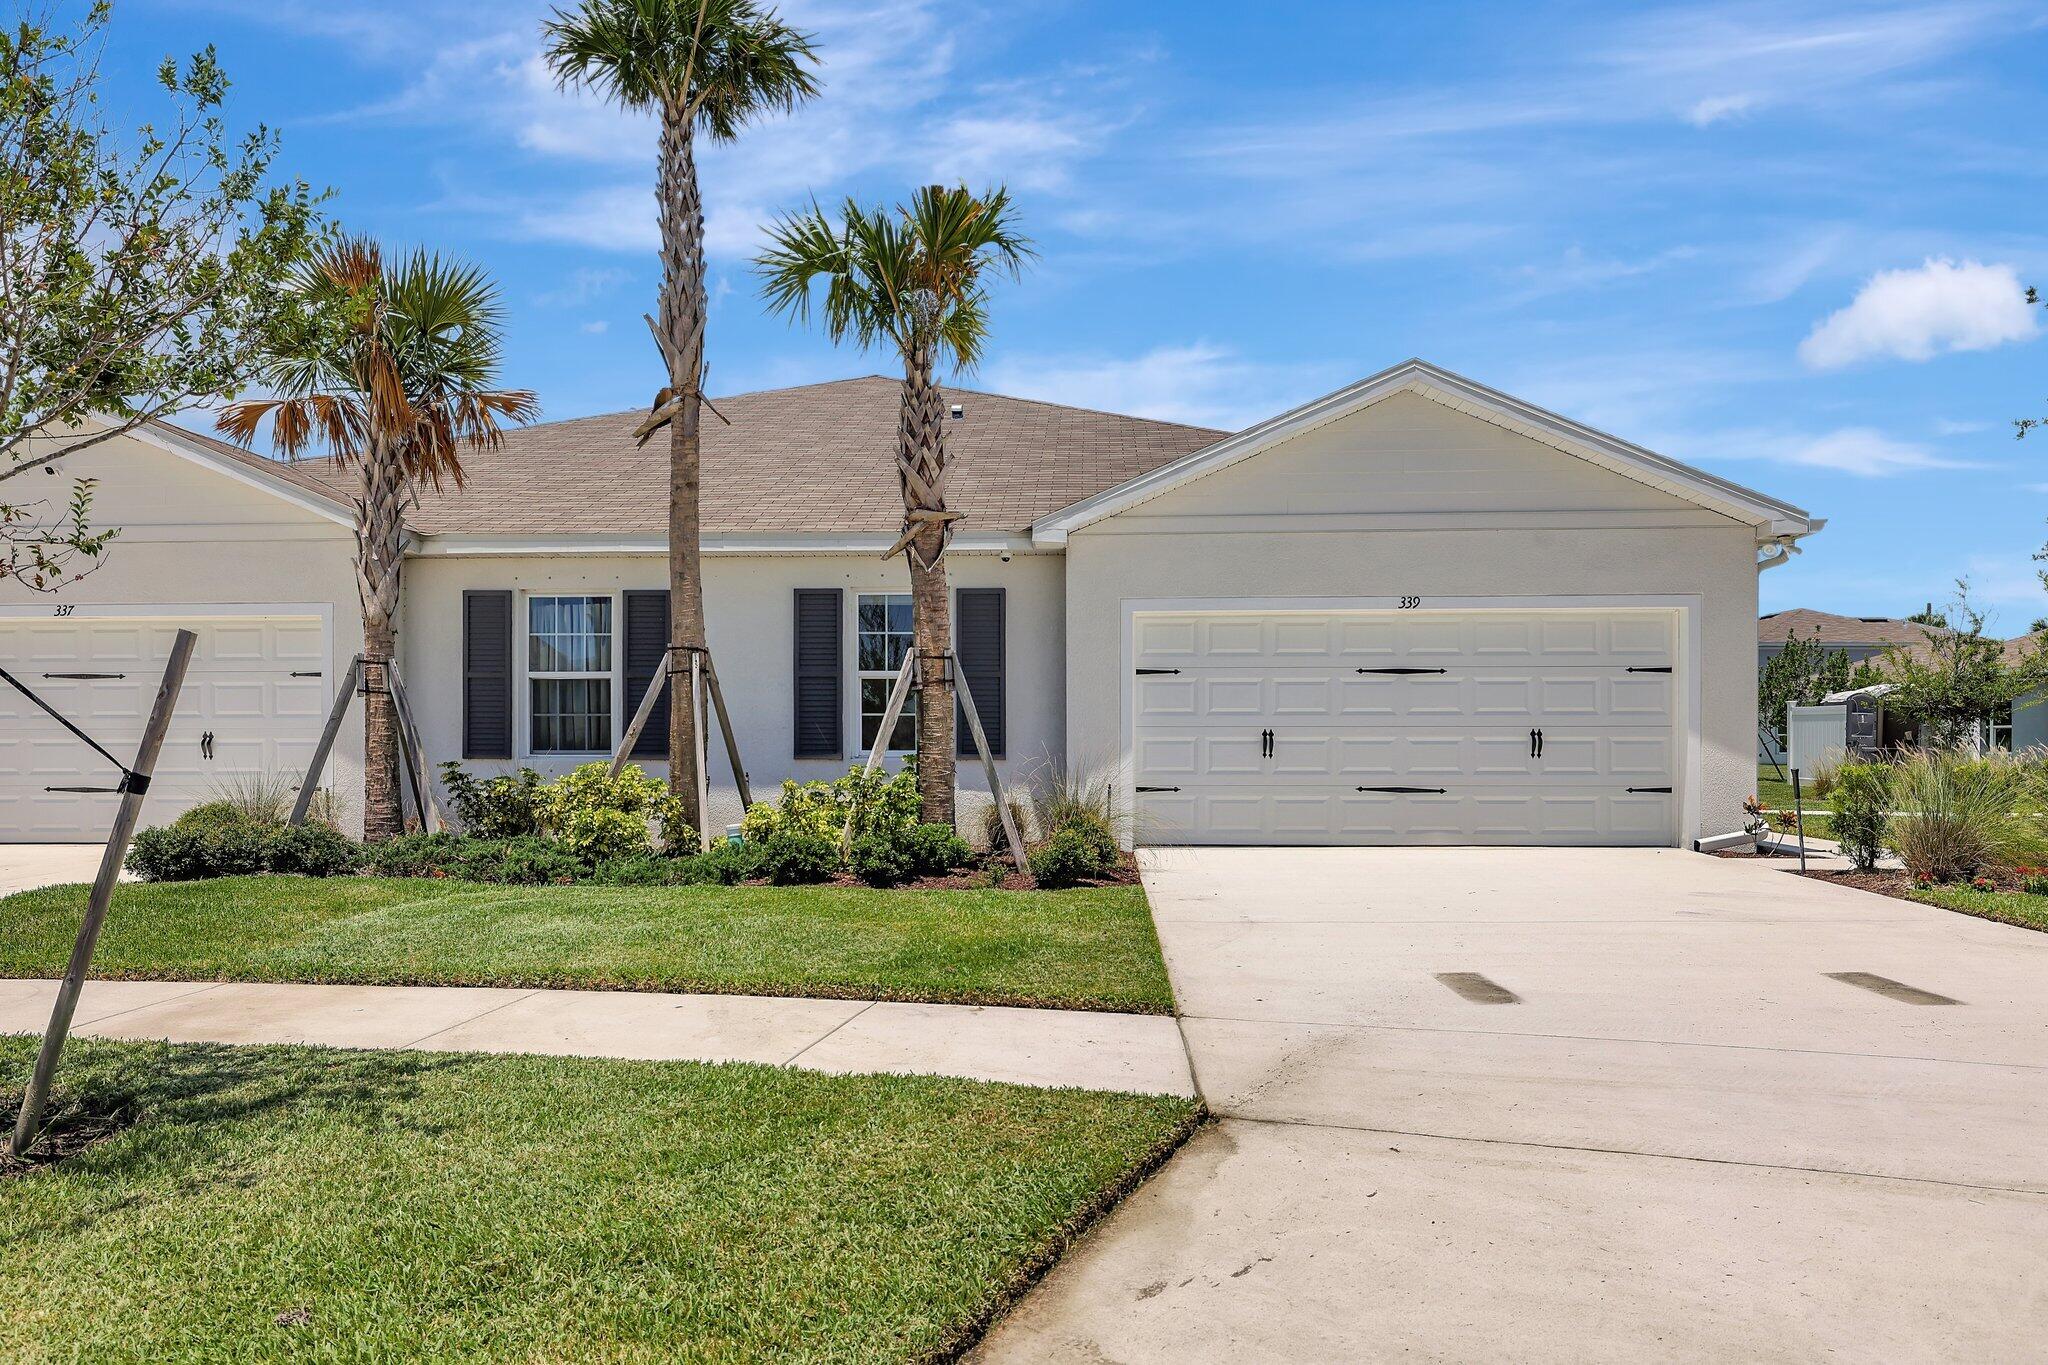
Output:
[{"xmin": 975, "ymin": 847, "xmax": 2048, "ymax": 1361}]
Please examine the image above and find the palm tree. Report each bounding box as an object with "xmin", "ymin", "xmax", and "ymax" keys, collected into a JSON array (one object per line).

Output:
[
  {"xmin": 543, "ymin": 0, "xmax": 818, "ymax": 826},
  {"xmin": 218, "ymin": 237, "xmax": 538, "ymax": 841},
  {"xmin": 756, "ymin": 185, "xmax": 1031, "ymax": 824}
]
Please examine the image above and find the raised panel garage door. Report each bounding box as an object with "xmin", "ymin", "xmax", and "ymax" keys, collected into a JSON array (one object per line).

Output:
[
  {"xmin": 1132, "ymin": 609, "xmax": 1679, "ymax": 846},
  {"xmin": 0, "ymin": 615, "xmax": 329, "ymax": 842}
]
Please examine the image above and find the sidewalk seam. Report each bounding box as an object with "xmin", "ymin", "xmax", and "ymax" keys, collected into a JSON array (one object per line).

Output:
[
  {"xmin": 781, "ymin": 1000, "xmax": 878, "ymax": 1067},
  {"xmin": 402, "ymin": 989, "xmax": 544, "ymax": 1050}
]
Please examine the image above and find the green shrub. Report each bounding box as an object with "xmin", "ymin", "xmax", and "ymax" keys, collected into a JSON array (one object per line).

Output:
[
  {"xmin": 757, "ymin": 830, "xmax": 840, "ymax": 885},
  {"xmin": 979, "ymin": 797, "xmax": 1033, "ymax": 855},
  {"xmin": 127, "ymin": 813, "xmax": 360, "ymax": 882},
  {"xmin": 202, "ymin": 771, "xmax": 299, "ymax": 826},
  {"xmin": 536, "ymin": 762, "xmax": 691, "ymax": 855},
  {"xmin": 741, "ymin": 766, "xmax": 918, "ymax": 846},
  {"xmin": 361, "ymin": 832, "xmax": 470, "ymax": 878},
  {"xmin": 438, "ymin": 764, "xmax": 546, "ymax": 839},
  {"xmin": 169, "ymin": 800, "xmax": 268, "ymax": 839},
  {"xmin": 691, "ymin": 840, "xmax": 762, "ymax": 885},
  {"xmin": 1035, "ymin": 763, "xmax": 1127, "ymax": 844},
  {"xmin": 557, "ymin": 807, "xmax": 653, "ymax": 864},
  {"xmin": 848, "ymin": 832, "xmax": 913, "ymax": 887},
  {"xmin": 126, "ymin": 827, "xmax": 212, "ymax": 881},
  {"xmin": 1029, "ymin": 827, "xmax": 1105, "ymax": 889},
  {"xmin": 1050, "ymin": 810, "xmax": 1119, "ymax": 872},
  {"xmin": 1887, "ymin": 750, "xmax": 2030, "ymax": 883},
  {"xmin": 475, "ymin": 837, "xmax": 583, "ymax": 885},
  {"xmin": 901, "ymin": 822, "xmax": 971, "ymax": 876},
  {"xmin": 264, "ymin": 823, "xmax": 361, "ymax": 878},
  {"xmin": 587, "ymin": 853, "xmax": 688, "ymax": 886},
  {"xmin": 1829, "ymin": 762, "xmax": 1893, "ymax": 872},
  {"xmin": 2021, "ymin": 872, "xmax": 2048, "ymax": 897}
]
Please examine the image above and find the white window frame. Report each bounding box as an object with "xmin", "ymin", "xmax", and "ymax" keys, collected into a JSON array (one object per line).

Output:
[
  {"xmin": 519, "ymin": 591, "xmax": 621, "ymax": 759},
  {"xmin": 852, "ymin": 591, "xmax": 918, "ymax": 760}
]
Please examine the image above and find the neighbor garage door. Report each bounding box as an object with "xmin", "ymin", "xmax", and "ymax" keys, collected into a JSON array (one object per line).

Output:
[
  {"xmin": 1132, "ymin": 609, "xmax": 1679, "ymax": 845},
  {"xmin": 0, "ymin": 614, "xmax": 329, "ymax": 842}
]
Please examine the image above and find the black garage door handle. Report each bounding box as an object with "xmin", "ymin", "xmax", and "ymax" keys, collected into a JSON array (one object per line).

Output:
[{"xmin": 1356, "ymin": 785, "xmax": 1449, "ymax": 794}]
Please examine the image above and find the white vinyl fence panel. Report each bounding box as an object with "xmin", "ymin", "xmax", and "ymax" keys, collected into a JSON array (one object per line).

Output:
[{"xmin": 1786, "ymin": 703, "xmax": 1847, "ymax": 775}]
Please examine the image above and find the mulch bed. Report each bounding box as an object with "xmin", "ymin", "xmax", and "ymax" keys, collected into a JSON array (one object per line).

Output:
[
  {"xmin": 799, "ymin": 854, "xmax": 1142, "ymax": 893},
  {"xmin": 0, "ymin": 1089, "xmax": 137, "ymax": 1178}
]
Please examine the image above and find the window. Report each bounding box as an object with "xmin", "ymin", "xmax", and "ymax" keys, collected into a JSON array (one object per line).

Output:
[
  {"xmin": 1983, "ymin": 701, "xmax": 2014, "ymax": 753},
  {"xmin": 528, "ymin": 595, "xmax": 613, "ymax": 753},
  {"xmin": 857, "ymin": 593, "xmax": 915, "ymax": 752}
]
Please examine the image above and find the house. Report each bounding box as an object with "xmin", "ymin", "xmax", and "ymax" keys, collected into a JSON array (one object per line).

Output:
[
  {"xmin": 1758, "ymin": 609, "xmax": 2048, "ymax": 755},
  {"xmin": 0, "ymin": 359, "xmax": 1820, "ymax": 848}
]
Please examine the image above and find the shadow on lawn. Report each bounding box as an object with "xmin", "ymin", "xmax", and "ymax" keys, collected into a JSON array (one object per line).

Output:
[{"xmin": 0, "ymin": 1041, "xmax": 473, "ymax": 1183}]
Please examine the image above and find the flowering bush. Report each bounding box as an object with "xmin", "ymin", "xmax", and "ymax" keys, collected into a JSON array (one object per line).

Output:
[{"xmin": 535, "ymin": 762, "xmax": 692, "ymax": 856}]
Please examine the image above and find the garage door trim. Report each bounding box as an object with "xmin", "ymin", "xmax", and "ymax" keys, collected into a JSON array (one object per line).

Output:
[{"xmin": 1118, "ymin": 595, "xmax": 1701, "ymax": 847}]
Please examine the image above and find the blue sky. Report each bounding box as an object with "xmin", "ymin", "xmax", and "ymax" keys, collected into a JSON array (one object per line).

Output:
[{"xmin": 99, "ymin": 0, "xmax": 2048, "ymax": 627}]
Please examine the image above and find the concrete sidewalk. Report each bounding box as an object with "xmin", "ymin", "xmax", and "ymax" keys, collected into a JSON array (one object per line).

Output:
[{"xmin": 0, "ymin": 978, "xmax": 1195, "ymax": 1096}]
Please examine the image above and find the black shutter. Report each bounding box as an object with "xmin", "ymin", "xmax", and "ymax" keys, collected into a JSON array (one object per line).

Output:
[
  {"xmin": 463, "ymin": 590, "xmax": 514, "ymax": 759},
  {"xmin": 955, "ymin": 587, "xmax": 1005, "ymax": 758},
  {"xmin": 623, "ymin": 590, "xmax": 670, "ymax": 758},
  {"xmin": 793, "ymin": 588, "xmax": 843, "ymax": 758}
]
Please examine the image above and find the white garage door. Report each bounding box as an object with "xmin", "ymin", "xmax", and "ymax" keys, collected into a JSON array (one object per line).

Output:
[
  {"xmin": 1132, "ymin": 609, "xmax": 1680, "ymax": 846},
  {"xmin": 0, "ymin": 614, "xmax": 329, "ymax": 842}
]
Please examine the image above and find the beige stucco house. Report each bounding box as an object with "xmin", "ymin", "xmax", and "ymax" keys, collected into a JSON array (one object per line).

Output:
[{"xmin": 0, "ymin": 360, "xmax": 1819, "ymax": 848}]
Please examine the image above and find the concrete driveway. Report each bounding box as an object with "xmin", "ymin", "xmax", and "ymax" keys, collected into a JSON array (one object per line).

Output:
[
  {"xmin": 0, "ymin": 844, "xmax": 105, "ymax": 896},
  {"xmin": 976, "ymin": 847, "xmax": 2048, "ymax": 1361}
]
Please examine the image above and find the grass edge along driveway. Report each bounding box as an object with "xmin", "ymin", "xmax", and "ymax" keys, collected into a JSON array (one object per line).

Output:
[
  {"xmin": 0, "ymin": 876, "xmax": 1175, "ymax": 1014},
  {"xmin": 0, "ymin": 1037, "xmax": 1202, "ymax": 1363}
]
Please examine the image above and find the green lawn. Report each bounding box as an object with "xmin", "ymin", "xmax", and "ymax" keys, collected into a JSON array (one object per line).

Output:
[
  {"xmin": 0, "ymin": 1038, "xmax": 1198, "ymax": 1363},
  {"xmin": 1905, "ymin": 883, "xmax": 2048, "ymax": 933},
  {"xmin": 1757, "ymin": 763, "xmax": 1836, "ymax": 813},
  {"xmin": 0, "ymin": 877, "xmax": 1174, "ymax": 1014}
]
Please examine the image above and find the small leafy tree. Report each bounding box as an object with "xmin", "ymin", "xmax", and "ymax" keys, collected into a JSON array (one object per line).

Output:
[
  {"xmin": 1758, "ymin": 630, "xmax": 1853, "ymax": 743},
  {"xmin": 1875, "ymin": 584, "xmax": 2048, "ymax": 749},
  {"xmin": 1, "ymin": 3, "xmax": 322, "ymax": 590}
]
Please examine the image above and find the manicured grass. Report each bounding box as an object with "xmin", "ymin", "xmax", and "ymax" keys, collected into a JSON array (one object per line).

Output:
[
  {"xmin": 1904, "ymin": 883, "xmax": 2048, "ymax": 933},
  {"xmin": 0, "ymin": 1037, "xmax": 1198, "ymax": 1362},
  {"xmin": 1753, "ymin": 769, "xmax": 1835, "ymax": 810},
  {"xmin": 0, "ymin": 877, "xmax": 1175, "ymax": 1013}
]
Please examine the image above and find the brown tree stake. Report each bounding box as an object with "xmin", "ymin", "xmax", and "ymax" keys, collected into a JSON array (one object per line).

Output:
[
  {"xmin": 10, "ymin": 629, "xmax": 196, "ymax": 1158},
  {"xmin": 291, "ymin": 654, "xmax": 362, "ymax": 826},
  {"xmin": 955, "ymin": 657, "xmax": 1028, "ymax": 874},
  {"xmin": 690, "ymin": 650, "xmax": 712, "ymax": 851},
  {"xmin": 611, "ymin": 648, "xmax": 751, "ymax": 816}
]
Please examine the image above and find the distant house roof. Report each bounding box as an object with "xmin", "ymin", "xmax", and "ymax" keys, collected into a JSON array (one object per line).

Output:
[
  {"xmin": 163, "ymin": 377, "xmax": 1225, "ymax": 541},
  {"xmin": 1758, "ymin": 608, "xmax": 1946, "ymax": 651}
]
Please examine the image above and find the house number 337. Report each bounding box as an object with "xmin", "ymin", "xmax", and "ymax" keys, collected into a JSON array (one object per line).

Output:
[{"xmin": 1397, "ymin": 596, "xmax": 1421, "ymax": 609}]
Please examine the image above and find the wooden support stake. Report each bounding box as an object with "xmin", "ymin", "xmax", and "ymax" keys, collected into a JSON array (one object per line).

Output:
[
  {"xmin": 704, "ymin": 658, "xmax": 752, "ymax": 810},
  {"xmin": 291, "ymin": 654, "xmax": 361, "ymax": 826},
  {"xmin": 387, "ymin": 663, "xmax": 444, "ymax": 833},
  {"xmin": 382, "ymin": 667, "xmax": 430, "ymax": 836},
  {"xmin": 691, "ymin": 650, "xmax": 712, "ymax": 851},
  {"xmin": 611, "ymin": 646, "xmax": 671, "ymax": 779},
  {"xmin": 954, "ymin": 650, "xmax": 1028, "ymax": 874},
  {"xmin": 10, "ymin": 629, "xmax": 195, "ymax": 1158},
  {"xmin": 844, "ymin": 649, "xmax": 917, "ymax": 854}
]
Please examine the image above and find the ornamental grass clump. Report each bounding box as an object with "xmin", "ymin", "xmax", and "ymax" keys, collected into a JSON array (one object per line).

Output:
[{"xmin": 1885, "ymin": 749, "xmax": 2036, "ymax": 884}]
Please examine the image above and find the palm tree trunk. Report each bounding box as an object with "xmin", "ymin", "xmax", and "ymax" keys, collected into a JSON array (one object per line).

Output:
[
  {"xmin": 358, "ymin": 434, "xmax": 407, "ymax": 842},
  {"xmin": 899, "ymin": 346, "xmax": 956, "ymax": 826},
  {"xmin": 658, "ymin": 100, "xmax": 708, "ymax": 828}
]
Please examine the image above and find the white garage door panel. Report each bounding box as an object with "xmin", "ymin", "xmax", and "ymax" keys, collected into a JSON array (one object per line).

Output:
[
  {"xmin": 1133, "ymin": 608, "xmax": 1680, "ymax": 847},
  {"xmin": 0, "ymin": 616, "xmax": 329, "ymax": 842},
  {"xmin": 1136, "ymin": 670, "xmax": 1673, "ymax": 727},
  {"xmin": 1137, "ymin": 728, "xmax": 1671, "ymax": 787}
]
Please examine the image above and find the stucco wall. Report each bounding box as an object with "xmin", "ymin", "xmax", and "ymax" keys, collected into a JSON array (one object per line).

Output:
[
  {"xmin": 1062, "ymin": 394, "xmax": 1763, "ymax": 843},
  {"xmin": 400, "ymin": 549, "xmax": 1065, "ymax": 833},
  {"xmin": 0, "ymin": 429, "xmax": 363, "ymax": 831}
]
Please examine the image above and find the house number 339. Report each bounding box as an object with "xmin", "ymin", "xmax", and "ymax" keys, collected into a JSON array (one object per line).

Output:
[{"xmin": 1397, "ymin": 596, "xmax": 1421, "ymax": 609}]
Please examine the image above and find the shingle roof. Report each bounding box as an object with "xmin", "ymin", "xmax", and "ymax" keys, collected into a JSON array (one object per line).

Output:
[
  {"xmin": 167, "ymin": 377, "xmax": 1226, "ymax": 538},
  {"xmin": 1758, "ymin": 608, "xmax": 1946, "ymax": 650}
]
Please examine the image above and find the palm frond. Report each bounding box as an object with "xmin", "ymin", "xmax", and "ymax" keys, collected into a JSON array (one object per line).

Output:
[{"xmin": 544, "ymin": 0, "xmax": 819, "ymax": 133}]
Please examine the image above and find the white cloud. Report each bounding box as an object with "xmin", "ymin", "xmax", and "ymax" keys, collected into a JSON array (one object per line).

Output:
[
  {"xmin": 579, "ymin": 320, "xmax": 608, "ymax": 334},
  {"xmin": 1777, "ymin": 427, "xmax": 1980, "ymax": 476},
  {"xmin": 982, "ymin": 343, "xmax": 1338, "ymax": 432},
  {"xmin": 1798, "ymin": 257, "xmax": 2039, "ymax": 368},
  {"xmin": 1686, "ymin": 93, "xmax": 1760, "ymax": 126},
  {"xmin": 535, "ymin": 266, "xmax": 630, "ymax": 308}
]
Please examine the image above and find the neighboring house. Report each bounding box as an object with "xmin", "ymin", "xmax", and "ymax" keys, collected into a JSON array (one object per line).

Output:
[
  {"xmin": 0, "ymin": 359, "xmax": 1819, "ymax": 848},
  {"xmin": 1758, "ymin": 608, "xmax": 2048, "ymax": 755}
]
